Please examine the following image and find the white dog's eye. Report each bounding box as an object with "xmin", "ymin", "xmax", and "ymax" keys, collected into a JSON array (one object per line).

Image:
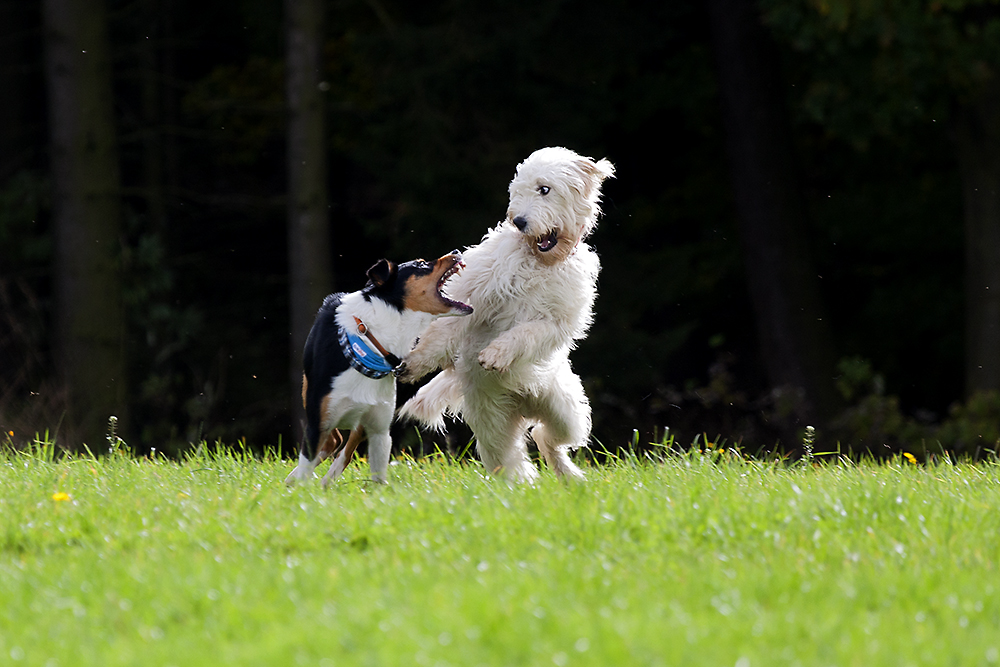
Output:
[{"xmin": 538, "ymin": 185, "xmax": 550, "ymax": 196}]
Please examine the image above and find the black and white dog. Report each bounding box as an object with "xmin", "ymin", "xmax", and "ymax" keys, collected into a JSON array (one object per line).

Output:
[{"xmin": 285, "ymin": 251, "xmax": 472, "ymax": 486}]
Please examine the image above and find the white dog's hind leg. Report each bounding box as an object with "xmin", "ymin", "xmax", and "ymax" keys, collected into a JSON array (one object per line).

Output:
[
  {"xmin": 465, "ymin": 395, "xmax": 538, "ymax": 483},
  {"xmin": 398, "ymin": 368, "xmax": 463, "ymax": 431},
  {"xmin": 532, "ymin": 423, "xmax": 586, "ymax": 481},
  {"xmin": 527, "ymin": 372, "xmax": 591, "ymax": 481}
]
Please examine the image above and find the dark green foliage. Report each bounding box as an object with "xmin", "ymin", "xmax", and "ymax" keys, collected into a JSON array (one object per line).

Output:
[
  {"xmin": 1, "ymin": 0, "xmax": 997, "ymax": 455},
  {"xmin": 761, "ymin": 0, "xmax": 1000, "ymax": 144}
]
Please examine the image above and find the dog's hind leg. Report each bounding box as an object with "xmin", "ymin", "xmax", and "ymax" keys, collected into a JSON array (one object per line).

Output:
[
  {"xmin": 321, "ymin": 427, "xmax": 365, "ymax": 488},
  {"xmin": 531, "ymin": 423, "xmax": 586, "ymax": 481},
  {"xmin": 465, "ymin": 393, "xmax": 539, "ymax": 484},
  {"xmin": 317, "ymin": 429, "xmax": 343, "ymax": 461},
  {"xmin": 286, "ymin": 428, "xmax": 341, "ymax": 486},
  {"xmin": 526, "ymin": 372, "xmax": 591, "ymax": 481},
  {"xmin": 398, "ymin": 368, "xmax": 463, "ymax": 431}
]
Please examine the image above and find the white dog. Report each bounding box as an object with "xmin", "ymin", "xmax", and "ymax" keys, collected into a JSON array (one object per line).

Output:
[{"xmin": 398, "ymin": 147, "xmax": 614, "ymax": 482}]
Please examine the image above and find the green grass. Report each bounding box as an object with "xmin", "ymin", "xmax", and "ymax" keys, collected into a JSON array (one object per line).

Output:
[{"xmin": 2, "ymin": 443, "xmax": 1000, "ymax": 666}]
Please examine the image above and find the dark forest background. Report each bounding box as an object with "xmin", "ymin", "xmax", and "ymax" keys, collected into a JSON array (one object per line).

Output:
[{"xmin": 3, "ymin": 0, "xmax": 1000, "ymax": 459}]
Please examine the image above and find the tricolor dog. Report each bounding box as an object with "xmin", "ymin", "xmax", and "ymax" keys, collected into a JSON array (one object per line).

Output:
[
  {"xmin": 285, "ymin": 252, "xmax": 472, "ymax": 487},
  {"xmin": 399, "ymin": 147, "xmax": 614, "ymax": 482}
]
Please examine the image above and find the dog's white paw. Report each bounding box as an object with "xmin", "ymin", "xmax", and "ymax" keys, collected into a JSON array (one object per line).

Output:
[
  {"xmin": 478, "ymin": 342, "xmax": 513, "ymax": 372},
  {"xmin": 320, "ymin": 457, "xmax": 348, "ymax": 489},
  {"xmin": 284, "ymin": 466, "xmax": 313, "ymax": 486},
  {"xmin": 398, "ymin": 350, "xmax": 436, "ymax": 384},
  {"xmin": 285, "ymin": 454, "xmax": 319, "ymax": 486}
]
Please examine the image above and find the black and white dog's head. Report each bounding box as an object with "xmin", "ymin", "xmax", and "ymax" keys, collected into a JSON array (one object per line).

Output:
[{"xmin": 362, "ymin": 250, "xmax": 472, "ymax": 316}]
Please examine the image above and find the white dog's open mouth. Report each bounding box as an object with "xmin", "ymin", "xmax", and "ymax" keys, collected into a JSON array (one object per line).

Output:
[
  {"xmin": 437, "ymin": 259, "xmax": 473, "ymax": 314},
  {"xmin": 536, "ymin": 230, "xmax": 558, "ymax": 253}
]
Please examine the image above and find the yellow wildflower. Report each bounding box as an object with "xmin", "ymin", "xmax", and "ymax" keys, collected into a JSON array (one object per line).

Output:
[
  {"xmin": 51, "ymin": 492, "xmax": 71, "ymax": 502},
  {"xmin": 903, "ymin": 452, "xmax": 917, "ymax": 464}
]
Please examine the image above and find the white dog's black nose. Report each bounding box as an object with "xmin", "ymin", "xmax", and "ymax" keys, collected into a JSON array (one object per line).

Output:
[{"xmin": 512, "ymin": 216, "xmax": 528, "ymax": 231}]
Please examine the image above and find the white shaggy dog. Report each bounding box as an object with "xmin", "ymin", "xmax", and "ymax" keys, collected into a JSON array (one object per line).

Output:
[{"xmin": 398, "ymin": 147, "xmax": 614, "ymax": 482}]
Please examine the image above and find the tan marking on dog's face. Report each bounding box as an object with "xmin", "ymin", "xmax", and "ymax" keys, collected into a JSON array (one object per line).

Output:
[
  {"xmin": 402, "ymin": 253, "xmax": 468, "ymax": 315},
  {"xmin": 301, "ymin": 373, "xmax": 308, "ymax": 409}
]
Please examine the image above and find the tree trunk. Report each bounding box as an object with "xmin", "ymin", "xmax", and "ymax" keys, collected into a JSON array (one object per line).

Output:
[
  {"xmin": 0, "ymin": 0, "xmax": 35, "ymax": 180},
  {"xmin": 43, "ymin": 0, "xmax": 127, "ymax": 447},
  {"xmin": 955, "ymin": 78, "xmax": 1000, "ymax": 396},
  {"xmin": 286, "ymin": 0, "xmax": 333, "ymax": 445},
  {"xmin": 707, "ymin": 0, "xmax": 840, "ymax": 426},
  {"xmin": 140, "ymin": 0, "xmax": 168, "ymax": 232}
]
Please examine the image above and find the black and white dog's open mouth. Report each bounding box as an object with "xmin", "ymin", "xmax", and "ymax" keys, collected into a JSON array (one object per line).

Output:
[{"xmin": 437, "ymin": 258, "xmax": 473, "ymax": 314}]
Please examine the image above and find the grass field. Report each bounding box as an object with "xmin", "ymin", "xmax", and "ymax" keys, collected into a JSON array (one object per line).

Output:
[{"xmin": 2, "ymin": 441, "xmax": 1000, "ymax": 666}]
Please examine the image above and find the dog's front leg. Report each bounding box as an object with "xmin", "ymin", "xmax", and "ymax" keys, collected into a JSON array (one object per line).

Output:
[
  {"xmin": 366, "ymin": 431, "xmax": 392, "ymax": 483},
  {"xmin": 479, "ymin": 321, "xmax": 563, "ymax": 372},
  {"xmin": 398, "ymin": 317, "xmax": 463, "ymax": 383},
  {"xmin": 363, "ymin": 403, "xmax": 395, "ymax": 483}
]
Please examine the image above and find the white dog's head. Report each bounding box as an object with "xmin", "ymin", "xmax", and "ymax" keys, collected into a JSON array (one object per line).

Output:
[{"xmin": 506, "ymin": 146, "xmax": 615, "ymax": 265}]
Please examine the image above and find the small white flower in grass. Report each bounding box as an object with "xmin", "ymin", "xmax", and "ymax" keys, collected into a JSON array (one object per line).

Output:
[
  {"xmin": 575, "ymin": 638, "xmax": 590, "ymax": 652},
  {"xmin": 552, "ymin": 652, "xmax": 568, "ymax": 666}
]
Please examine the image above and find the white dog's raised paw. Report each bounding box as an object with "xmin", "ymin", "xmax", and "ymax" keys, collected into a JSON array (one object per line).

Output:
[
  {"xmin": 478, "ymin": 343, "xmax": 513, "ymax": 372},
  {"xmin": 397, "ymin": 354, "xmax": 434, "ymax": 384}
]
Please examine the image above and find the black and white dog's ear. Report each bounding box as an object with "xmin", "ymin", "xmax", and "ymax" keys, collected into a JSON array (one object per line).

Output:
[{"xmin": 366, "ymin": 259, "xmax": 397, "ymax": 287}]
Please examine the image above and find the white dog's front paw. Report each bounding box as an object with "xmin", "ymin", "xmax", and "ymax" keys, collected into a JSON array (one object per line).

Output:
[
  {"xmin": 478, "ymin": 342, "xmax": 514, "ymax": 372},
  {"xmin": 398, "ymin": 349, "xmax": 436, "ymax": 384}
]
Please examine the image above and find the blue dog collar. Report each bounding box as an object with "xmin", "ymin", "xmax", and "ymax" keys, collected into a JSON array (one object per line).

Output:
[{"xmin": 338, "ymin": 325, "xmax": 396, "ymax": 379}]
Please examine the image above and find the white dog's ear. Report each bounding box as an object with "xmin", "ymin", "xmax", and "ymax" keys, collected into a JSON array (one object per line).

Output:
[
  {"xmin": 573, "ymin": 156, "xmax": 615, "ymax": 196},
  {"xmin": 592, "ymin": 158, "xmax": 615, "ymax": 182},
  {"xmin": 367, "ymin": 259, "xmax": 397, "ymax": 287}
]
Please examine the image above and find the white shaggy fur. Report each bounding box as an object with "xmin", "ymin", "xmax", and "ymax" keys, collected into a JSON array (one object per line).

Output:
[{"xmin": 399, "ymin": 147, "xmax": 614, "ymax": 482}]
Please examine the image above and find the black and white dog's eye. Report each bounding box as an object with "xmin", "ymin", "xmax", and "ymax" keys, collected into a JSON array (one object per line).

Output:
[{"xmin": 538, "ymin": 185, "xmax": 551, "ymax": 196}]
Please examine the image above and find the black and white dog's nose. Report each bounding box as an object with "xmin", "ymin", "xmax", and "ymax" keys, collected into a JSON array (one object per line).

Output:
[{"xmin": 512, "ymin": 216, "xmax": 528, "ymax": 231}]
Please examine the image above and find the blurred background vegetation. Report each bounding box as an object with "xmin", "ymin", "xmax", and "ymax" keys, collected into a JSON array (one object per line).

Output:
[{"xmin": 3, "ymin": 0, "xmax": 1000, "ymax": 458}]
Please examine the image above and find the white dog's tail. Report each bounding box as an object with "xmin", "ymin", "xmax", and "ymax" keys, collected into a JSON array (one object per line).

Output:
[{"xmin": 398, "ymin": 368, "xmax": 464, "ymax": 431}]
